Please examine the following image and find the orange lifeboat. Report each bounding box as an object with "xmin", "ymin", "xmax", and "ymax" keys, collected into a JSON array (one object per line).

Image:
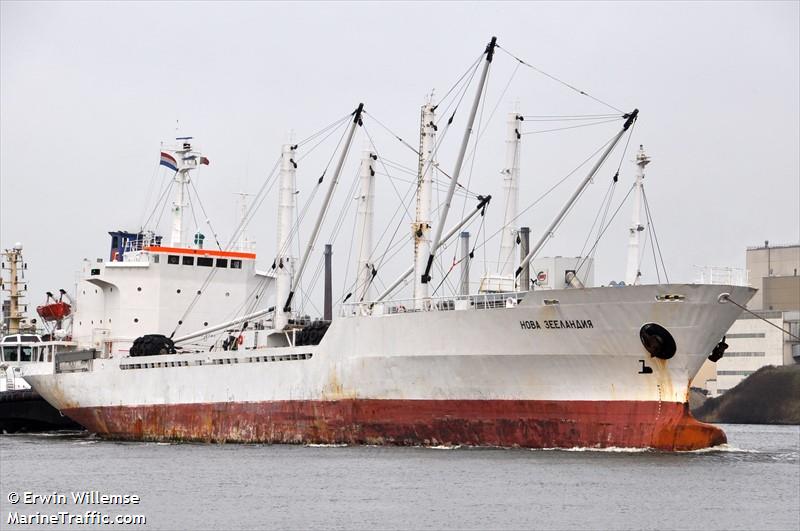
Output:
[
  {"xmin": 37, "ymin": 301, "xmax": 71, "ymax": 321},
  {"xmin": 36, "ymin": 291, "xmax": 72, "ymax": 322}
]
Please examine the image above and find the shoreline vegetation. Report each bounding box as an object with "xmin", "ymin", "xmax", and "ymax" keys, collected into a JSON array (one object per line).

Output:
[{"xmin": 691, "ymin": 365, "xmax": 800, "ymax": 425}]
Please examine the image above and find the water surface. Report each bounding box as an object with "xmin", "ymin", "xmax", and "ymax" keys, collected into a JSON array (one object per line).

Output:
[{"xmin": 1, "ymin": 424, "xmax": 798, "ymax": 530}]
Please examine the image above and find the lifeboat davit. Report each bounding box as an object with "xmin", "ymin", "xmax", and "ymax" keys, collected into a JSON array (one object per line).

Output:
[{"xmin": 36, "ymin": 301, "xmax": 71, "ymax": 321}]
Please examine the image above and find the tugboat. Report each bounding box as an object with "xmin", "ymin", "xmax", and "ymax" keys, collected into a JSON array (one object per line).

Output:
[{"xmin": 0, "ymin": 243, "xmax": 80, "ymax": 432}]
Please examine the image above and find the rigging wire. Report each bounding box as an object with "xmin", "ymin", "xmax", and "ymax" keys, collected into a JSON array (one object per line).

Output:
[
  {"xmin": 152, "ymin": 179, "xmax": 176, "ymax": 231},
  {"xmin": 138, "ymin": 159, "xmax": 163, "ymax": 229},
  {"xmin": 642, "ymin": 187, "xmax": 670, "ymax": 284},
  {"xmin": 363, "ymin": 125, "xmax": 414, "ymax": 223},
  {"xmin": 364, "ymin": 111, "xmax": 480, "ymax": 198},
  {"xmin": 573, "ymin": 178, "xmax": 616, "ymax": 274},
  {"xmin": 189, "ymin": 181, "xmax": 223, "ymax": 250},
  {"xmin": 430, "ymin": 210, "xmax": 486, "ymax": 297},
  {"xmin": 432, "ymin": 52, "xmax": 484, "ymax": 112},
  {"xmin": 497, "ymin": 44, "xmax": 625, "ymax": 114},
  {"xmin": 574, "ymin": 183, "xmax": 636, "ymax": 275},
  {"xmin": 522, "ymin": 117, "xmax": 623, "ymax": 135},
  {"xmin": 460, "ymin": 133, "xmax": 619, "ymax": 264},
  {"xmin": 522, "ymin": 114, "xmax": 622, "ymax": 121},
  {"xmin": 574, "ymin": 120, "xmax": 636, "ymax": 279},
  {"xmin": 141, "ymin": 174, "xmax": 175, "ymax": 230},
  {"xmin": 721, "ymin": 295, "xmax": 800, "ymax": 341},
  {"xmin": 296, "ymin": 112, "xmax": 353, "ymax": 148}
]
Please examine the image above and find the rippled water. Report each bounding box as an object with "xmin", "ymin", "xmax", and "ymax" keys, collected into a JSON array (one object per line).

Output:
[{"xmin": 1, "ymin": 424, "xmax": 798, "ymax": 530}]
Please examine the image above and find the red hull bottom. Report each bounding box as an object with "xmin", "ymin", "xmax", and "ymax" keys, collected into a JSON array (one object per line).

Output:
[{"xmin": 62, "ymin": 399, "xmax": 726, "ymax": 451}]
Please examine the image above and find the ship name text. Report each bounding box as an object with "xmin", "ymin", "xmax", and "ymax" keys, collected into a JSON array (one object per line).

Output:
[{"xmin": 519, "ymin": 319, "xmax": 594, "ymax": 330}]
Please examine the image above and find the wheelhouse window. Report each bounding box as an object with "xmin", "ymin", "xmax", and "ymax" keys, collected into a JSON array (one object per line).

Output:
[
  {"xmin": 197, "ymin": 257, "xmax": 213, "ymax": 267},
  {"xmin": 20, "ymin": 346, "xmax": 33, "ymax": 362},
  {"xmin": 1, "ymin": 346, "xmax": 17, "ymax": 362},
  {"xmin": 182, "ymin": 256, "xmax": 195, "ymax": 266},
  {"xmin": 167, "ymin": 255, "xmax": 180, "ymax": 265},
  {"xmin": 216, "ymin": 258, "xmax": 228, "ymax": 268},
  {"xmin": 231, "ymin": 259, "xmax": 242, "ymax": 269}
]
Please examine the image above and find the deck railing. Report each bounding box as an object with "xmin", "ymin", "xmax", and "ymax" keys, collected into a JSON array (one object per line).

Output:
[{"xmin": 339, "ymin": 291, "xmax": 529, "ymax": 317}]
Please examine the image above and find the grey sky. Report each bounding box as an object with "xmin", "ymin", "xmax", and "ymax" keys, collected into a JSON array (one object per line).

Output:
[{"xmin": 1, "ymin": 1, "xmax": 798, "ymax": 314}]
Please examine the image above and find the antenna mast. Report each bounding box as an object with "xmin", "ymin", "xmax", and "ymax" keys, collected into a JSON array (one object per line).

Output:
[{"xmin": 169, "ymin": 138, "xmax": 206, "ymax": 247}]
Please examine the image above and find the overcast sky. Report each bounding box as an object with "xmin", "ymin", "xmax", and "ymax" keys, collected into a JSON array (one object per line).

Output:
[{"xmin": 1, "ymin": 1, "xmax": 798, "ymax": 314}]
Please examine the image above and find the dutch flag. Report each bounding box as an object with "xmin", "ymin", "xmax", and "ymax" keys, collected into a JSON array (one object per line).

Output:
[{"xmin": 160, "ymin": 152, "xmax": 178, "ymax": 172}]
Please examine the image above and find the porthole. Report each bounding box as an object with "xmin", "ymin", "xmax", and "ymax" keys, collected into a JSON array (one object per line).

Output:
[
  {"xmin": 134, "ymin": 318, "xmax": 139, "ymax": 323},
  {"xmin": 203, "ymin": 322, "xmax": 208, "ymax": 326},
  {"xmin": 137, "ymin": 287, "xmax": 142, "ymax": 292},
  {"xmin": 178, "ymin": 320, "xmax": 183, "ymax": 325},
  {"xmin": 91, "ymin": 320, "xmax": 94, "ymax": 324},
  {"xmin": 225, "ymin": 292, "xmax": 230, "ymax": 297},
  {"xmin": 196, "ymin": 290, "xmax": 201, "ymax": 295},
  {"xmin": 177, "ymin": 289, "xmax": 181, "ymax": 294}
]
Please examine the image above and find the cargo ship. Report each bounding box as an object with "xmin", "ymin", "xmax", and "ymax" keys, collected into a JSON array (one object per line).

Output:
[{"xmin": 24, "ymin": 38, "xmax": 752, "ymax": 450}]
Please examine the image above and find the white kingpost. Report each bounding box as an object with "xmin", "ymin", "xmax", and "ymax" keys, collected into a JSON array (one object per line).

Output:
[
  {"xmin": 284, "ymin": 103, "xmax": 364, "ymax": 312},
  {"xmin": 625, "ymin": 144, "xmax": 650, "ymax": 286},
  {"xmin": 413, "ymin": 102, "xmax": 437, "ymax": 309},
  {"xmin": 422, "ymin": 36, "xmax": 497, "ymax": 286},
  {"xmin": 459, "ymin": 232, "xmax": 470, "ymax": 296},
  {"xmin": 355, "ymin": 150, "xmax": 376, "ymax": 303},
  {"xmin": 498, "ymin": 111, "xmax": 522, "ymax": 279},
  {"xmin": 516, "ymin": 110, "xmax": 639, "ymax": 279},
  {"xmin": 274, "ymin": 144, "xmax": 297, "ymax": 330}
]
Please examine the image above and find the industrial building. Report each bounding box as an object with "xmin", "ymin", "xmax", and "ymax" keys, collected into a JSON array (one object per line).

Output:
[{"xmin": 701, "ymin": 242, "xmax": 800, "ymax": 397}]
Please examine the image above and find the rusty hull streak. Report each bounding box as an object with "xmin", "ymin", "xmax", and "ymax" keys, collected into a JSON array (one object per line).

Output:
[{"xmin": 62, "ymin": 399, "xmax": 726, "ymax": 451}]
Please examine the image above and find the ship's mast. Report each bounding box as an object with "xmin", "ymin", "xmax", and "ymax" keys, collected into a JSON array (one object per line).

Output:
[
  {"xmin": 498, "ymin": 112, "xmax": 523, "ymax": 281},
  {"xmin": 1, "ymin": 243, "xmax": 25, "ymax": 335},
  {"xmin": 169, "ymin": 138, "xmax": 205, "ymax": 247},
  {"xmin": 273, "ymin": 144, "xmax": 297, "ymax": 330},
  {"xmin": 413, "ymin": 101, "xmax": 437, "ymax": 309},
  {"xmin": 625, "ymin": 145, "xmax": 650, "ymax": 286},
  {"xmin": 355, "ymin": 150, "xmax": 376, "ymax": 304}
]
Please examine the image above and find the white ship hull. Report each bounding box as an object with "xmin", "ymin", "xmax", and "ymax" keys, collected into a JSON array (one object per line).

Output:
[{"xmin": 25, "ymin": 284, "xmax": 752, "ymax": 449}]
